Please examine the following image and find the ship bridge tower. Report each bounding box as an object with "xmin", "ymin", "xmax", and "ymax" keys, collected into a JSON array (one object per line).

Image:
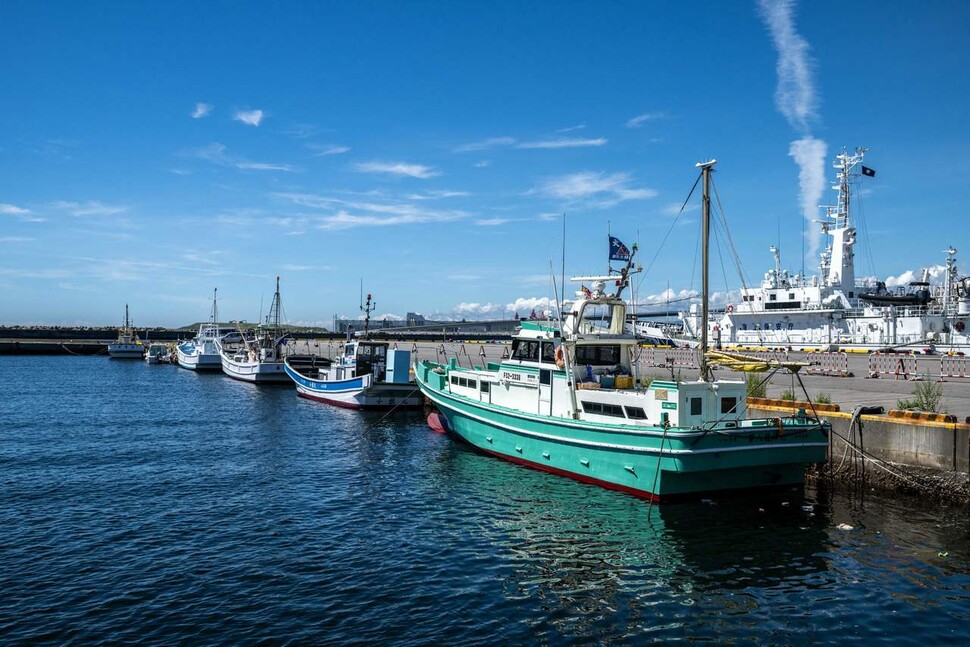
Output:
[{"xmin": 820, "ymin": 148, "xmax": 867, "ymax": 299}]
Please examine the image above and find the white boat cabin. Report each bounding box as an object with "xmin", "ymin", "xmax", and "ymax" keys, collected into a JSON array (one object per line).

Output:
[{"xmin": 445, "ymin": 283, "xmax": 747, "ymax": 429}]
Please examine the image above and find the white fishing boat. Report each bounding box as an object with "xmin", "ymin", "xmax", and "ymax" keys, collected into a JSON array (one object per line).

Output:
[
  {"xmin": 219, "ymin": 277, "xmax": 291, "ymax": 383},
  {"xmin": 414, "ymin": 161, "xmax": 830, "ymax": 502},
  {"xmin": 145, "ymin": 343, "xmax": 172, "ymax": 364},
  {"xmin": 283, "ymin": 294, "xmax": 421, "ymax": 409},
  {"xmin": 107, "ymin": 304, "xmax": 143, "ymax": 359},
  {"xmin": 176, "ymin": 288, "xmax": 224, "ymax": 371},
  {"xmin": 682, "ymin": 148, "xmax": 970, "ymax": 351}
]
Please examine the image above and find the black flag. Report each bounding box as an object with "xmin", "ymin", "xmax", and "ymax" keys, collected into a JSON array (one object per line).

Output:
[{"xmin": 861, "ymin": 166, "xmax": 876, "ymax": 177}]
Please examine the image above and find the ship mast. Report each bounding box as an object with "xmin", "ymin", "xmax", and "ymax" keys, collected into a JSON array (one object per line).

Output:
[
  {"xmin": 267, "ymin": 276, "xmax": 282, "ymax": 332},
  {"xmin": 697, "ymin": 159, "xmax": 716, "ymax": 381},
  {"xmin": 822, "ymin": 147, "xmax": 867, "ymax": 293},
  {"xmin": 360, "ymin": 292, "xmax": 375, "ymax": 337}
]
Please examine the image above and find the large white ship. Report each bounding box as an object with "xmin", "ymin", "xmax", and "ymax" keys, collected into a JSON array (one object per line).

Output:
[{"xmin": 682, "ymin": 148, "xmax": 970, "ymax": 351}]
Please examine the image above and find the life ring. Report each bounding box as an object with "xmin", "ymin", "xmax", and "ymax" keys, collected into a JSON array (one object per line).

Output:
[
  {"xmin": 726, "ymin": 304, "xmax": 734, "ymax": 313},
  {"xmin": 956, "ymin": 321, "xmax": 966, "ymax": 332},
  {"xmin": 555, "ymin": 345, "xmax": 565, "ymax": 369}
]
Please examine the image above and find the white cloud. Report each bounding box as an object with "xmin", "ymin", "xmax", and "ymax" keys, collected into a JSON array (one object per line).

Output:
[
  {"xmin": 758, "ymin": 0, "xmax": 818, "ymax": 133},
  {"xmin": 0, "ymin": 203, "xmax": 31, "ymax": 216},
  {"xmin": 475, "ymin": 218, "xmax": 509, "ymax": 226},
  {"xmin": 536, "ymin": 171, "xmax": 657, "ymax": 206},
  {"xmin": 453, "ymin": 297, "xmax": 556, "ymax": 318},
  {"xmin": 407, "ymin": 190, "xmax": 471, "ymax": 200},
  {"xmin": 473, "ymin": 160, "xmax": 491, "ymax": 168},
  {"xmin": 236, "ymin": 162, "xmax": 296, "ymax": 172},
  {"xmin": 190, "ymin": 142, "xmax": 296, "ymax": 172},
  {"xmin": 0, "ymin": 236, "xmax": 33, "ymax": 243},
  {"xmin": 317, "ymin": 209, "xmax": 463, "ymax": 230},
  {"xmin": 625, "ymin": 112, "xmax": 665, "ymax": 128},
  {"xmin": 517, "ymin": 138, "xmax": 607, "ymax": 150},
  {"xmin": 556, "ymin": 124, "xmax": 586, "ymax": 133},
  {"xmin": 273, "ymin": 192, "xmax": 467, "ymax": 230},
  {"xmin": 308, "ymin": 144, "xmax": 351, "ymax": 156},
  {"xmin": 454, "ymin": 137, "xmax": 517, "ymax": 153},
  {"xmin": 234, "ymin": 109, "xmax": 265, "ymax": 126},
  {"xmin": 53, "ymin": 200, "xmax": 128, "ymax": 217},
  {"xmin": 283, "ymin": 124, "xmax": 321, "ymax": 139},
  {"xmin": 885, "ymin": 265, "xmax": 947, "ymax": 288},
  {"xmin": 192, "ymin": 102, "xmax": 213, "ymax": 119},
  {"xmin": 354, "ymin": 161, "xmax": 440, "ymax": 179}
]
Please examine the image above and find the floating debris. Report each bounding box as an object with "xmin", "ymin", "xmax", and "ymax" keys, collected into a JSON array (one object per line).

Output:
[{"xmin": 836, "ymin": 523, "xmax": 854, "ymax": 531}]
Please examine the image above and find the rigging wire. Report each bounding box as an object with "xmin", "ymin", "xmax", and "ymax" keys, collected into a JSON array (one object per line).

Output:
[{"xmin": 635, "ymin": 172, "xmax": 702, "ymax": 294}]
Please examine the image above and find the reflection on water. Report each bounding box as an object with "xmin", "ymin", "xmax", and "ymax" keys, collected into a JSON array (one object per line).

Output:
[{"xmin": 0, "ymin": 356, "xmax": 967, "ymax": 644}]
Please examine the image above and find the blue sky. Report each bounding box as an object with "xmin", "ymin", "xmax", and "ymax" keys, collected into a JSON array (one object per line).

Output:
[{"xmin": 2, "ymin": 0, "xmax": 968, "ymax": 328}]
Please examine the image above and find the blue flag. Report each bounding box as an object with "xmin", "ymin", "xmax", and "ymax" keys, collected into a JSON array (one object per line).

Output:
[{"xmin": 609, "ymin": 236, "xmax": 631, "ymax": 261}]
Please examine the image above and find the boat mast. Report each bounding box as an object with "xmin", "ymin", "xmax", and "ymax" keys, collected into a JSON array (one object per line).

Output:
[
  {"xmin": 210, "ymin": 288, "xmax": 218, "ymax": 327},
  {"xmin": 124, "ymin": 303, "xmax": 130, "ymax": 332},
  {"xmin": 267, "ymin": 276, "xmax": 282, "ymax": 331},
  {"xmin": 697, "ymin": 159, "xmax": 716, "ymax": 382},
  {"xmin": 361, "ymin": 292, "xmax": 374, "ymax": 337}
]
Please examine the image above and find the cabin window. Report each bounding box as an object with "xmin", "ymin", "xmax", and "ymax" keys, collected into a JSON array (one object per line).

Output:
[
  {"xmin": 742, "ymin": 324, "xmax": 748, "ymax": 331},
  {"xmin": 625, "ymin": 406, "xmax": 647, "ymax": 419},
  {"xmin": 788, "ymin": 323, "xmax": 794, "ymax": 330},
  {"xmin": 720, "ymin": 397, "xmax": 738, "ymax": 414},
  {"xmin": 849, "ymin": 291, "xmax": 855, "ymax": 298},
  {"xmin": 776, "ymin": 322, "xmax": 782, "ymax": 330},
  {"xmin": 540, "ymin": 342, "xmax": 557, "ymax": 363},
  {"xmin": 450, "ymin": 375, "xmax": 459, "ymax": 385},
  {"xmin": 769, "ymin": 294, "xmax": 777, "ymax": 301},
  {"xmin": 539, "ymin": 369, "xmax": 551, "ymax": 385},
  {"xmin": 581, "ymin": 401, "xmax": 625, "ymax": 417},
  {"xmin": 480, "ymin": 381, "xmax": 490, "ymax": 393},
  {"xmin": 690, "ymin": 397, "xmax": 703, "ymax": 416},
  {"xmin": 511, "ymin": 339, "xmax": 540, "ymax": 361},
  {"xmin": 575, "ymin": 345, "xmax": 621, "ymax": 366}
]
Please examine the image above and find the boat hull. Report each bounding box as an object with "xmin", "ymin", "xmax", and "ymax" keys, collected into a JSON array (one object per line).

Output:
[
  {"xmin": 220, "ymin": 354, "xmax": 291, "ymax": 383},
  {"xmin": 108, "ymin": 343, "xmax": 143, "ymax": 359},
  {"xmin": 176, "ymin": 344, "xmax": 223, "ymax": 371},
  {"xmin": 284, "ymin": 361, "xmax": 421, "ymax": 410},
  {"xmin": 416, "ymin": 367, "xmax": 828, "ymax": 502}
]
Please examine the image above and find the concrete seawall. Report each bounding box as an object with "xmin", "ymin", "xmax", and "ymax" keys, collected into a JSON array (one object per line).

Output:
[{"xmin": 748, "ymin": 400, "xmax": 970, "ymax": 502}]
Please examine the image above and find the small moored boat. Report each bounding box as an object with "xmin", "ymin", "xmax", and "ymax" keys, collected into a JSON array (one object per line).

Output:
[
  {"xmin": 108, "ymin": 304, "xmax": 143, "ymax": 359},
  {"xmin": 284, "ymin": 292, "xmax": 421, "ymax": 409},
  {"xmin": 219, "ymin": 277, "xmax": 291, "ymax": 383},
  {"xmin": 145, "ymin": 343, "xmax": 172, "ymax": 364},
  {"xmin": 176, "ymin": 288, "xmax": 224, "ymax": 371},
  {"xmin": 285, "ymin": 340, "xmax": 420, "ymax": 409}
]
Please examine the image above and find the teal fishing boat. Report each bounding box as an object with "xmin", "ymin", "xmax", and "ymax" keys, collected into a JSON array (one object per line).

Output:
[{"xmin": 415, "ymin": 161, "xmax": 830, "ymax": 501}]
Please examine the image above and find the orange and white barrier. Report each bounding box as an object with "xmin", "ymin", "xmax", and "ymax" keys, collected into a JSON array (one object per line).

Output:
[
  {"xmin": 867, "ymin": 353, "xmax": 918, "ymax": 379},
  {"xmin": 939, "ymin": 355, "xmax": 970, "ymax": 380},
  {"xmin": 807, "ymin": 351, "xmax": 850, "ymax": 377}
]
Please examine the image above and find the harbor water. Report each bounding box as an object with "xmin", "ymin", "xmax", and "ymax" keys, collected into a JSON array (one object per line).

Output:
[{"xmin": 1, "ymin": 356, "xmax": 967, "ymax": 644}]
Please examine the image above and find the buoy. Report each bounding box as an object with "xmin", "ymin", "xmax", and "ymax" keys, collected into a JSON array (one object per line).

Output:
[{"xmin": 426, "ymin": 412, "xmax": 449, "ymax": 434}]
